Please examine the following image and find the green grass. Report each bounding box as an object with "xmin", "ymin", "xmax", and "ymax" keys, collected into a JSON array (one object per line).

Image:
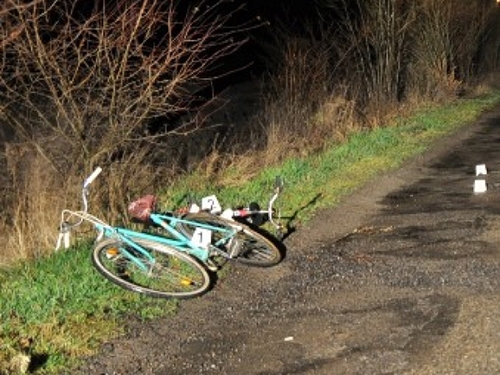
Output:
[
  {"xmin": 1, "ymin": 90, "xmax": 500, "ymax": 373},
  {"xmin": 0, "ymin": 241, "xmax": 179, "ymax": 373}
]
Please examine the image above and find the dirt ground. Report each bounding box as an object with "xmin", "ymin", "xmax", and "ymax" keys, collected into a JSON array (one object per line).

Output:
[{"xmin": 73, "ymin": 104, "xmax": 500, "ymax": 375}]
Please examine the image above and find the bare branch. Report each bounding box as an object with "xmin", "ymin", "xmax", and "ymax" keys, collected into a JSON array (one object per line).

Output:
[{"xmin": 0, "ymin": 0, "xmax": 253, "ymax": 174}]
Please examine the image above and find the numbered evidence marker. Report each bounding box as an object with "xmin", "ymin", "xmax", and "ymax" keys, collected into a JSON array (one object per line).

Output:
[
  {"xmin": 190, "ymin": 227, "xmax": 212, "ymax": 249},
  {"xmin": 473, "ymin": 179, "xmax": 487, "ymax": 194},
  {"xmin": 473, "ymin": 165, "xmax": 487, "ymax": 194},
  {"xmin": 201, "ymin": 195, "xmax": 222, "ymax": 214},
  {"xmin": 475, "ymin": 164, "xmax": 487, "ymax": 176}
]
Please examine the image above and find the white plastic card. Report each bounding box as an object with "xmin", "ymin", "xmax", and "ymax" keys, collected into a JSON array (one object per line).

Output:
[
  {"xmin": 189, "ymin": 203, "xmax": 201, "ymax": 213},
  {"xmin": 473, "ymin": 179, "xmax": 487, "ymax": 194},
  {"xmin": 476, "ymin": 164, "xmax": 487, "ymax": 176},
  {"xmin": 190, "ymin": 228, "xmax": 212, "ymax": 249},
  {"xmin": 201, "ymin": 195, "xmax": 222, "ymax": 214},
  {"xmin": 221, "ymin": 208, "xmax": 235, "ymax": 220}
]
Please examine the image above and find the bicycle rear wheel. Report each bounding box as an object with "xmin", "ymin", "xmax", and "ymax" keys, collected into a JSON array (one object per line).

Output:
[
  {"xmin": 177, "ymin": 213, "xmax": 282, "ymax": 267},
  {"xmin": 92, "ymin": 238, "xmax": 211, "ymax": 299}
]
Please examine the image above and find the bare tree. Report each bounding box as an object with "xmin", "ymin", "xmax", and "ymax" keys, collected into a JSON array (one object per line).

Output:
[
  {"xmin": 0, "ymin": 0, "xmax": 254, "ymax": 260},
  {"xmin": 408, "ymin": 0, "xmax": 497, "ymax": 99},
  {"xmin": 322, "ymin": 0, "xmax": 415, "ymax": 109},
  {"xmin": 0, "ymin": 0, "xmax": 44, "ymax": 49},
  {"xmin": 1, "ymin": 0, "xmax": 251, "ymax": 173}
]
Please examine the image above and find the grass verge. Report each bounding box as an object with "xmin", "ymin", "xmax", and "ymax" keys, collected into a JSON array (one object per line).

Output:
[
  {"xmin": 0, "ymin": 241, "xmax": 179, "ymax": 374},
  {"xmin": 1, "ymin": 91, "xmax": 500, "ymax": 374}
]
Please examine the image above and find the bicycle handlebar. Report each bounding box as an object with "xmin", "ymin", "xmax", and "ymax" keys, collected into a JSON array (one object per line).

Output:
[
  {"xmin": 56, "ymin": 167, "xmax": 104, "ymax": 250},
  {"xmin": 84, "ymin": 167, "xmax": 102, "ymax": 188},
  {"xmin": 81, "ymin": 166, "xmax": 102, "ymax": 214}
]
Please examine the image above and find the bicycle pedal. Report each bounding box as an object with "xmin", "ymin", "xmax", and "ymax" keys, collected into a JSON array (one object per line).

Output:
[
  {"xmin": 180, "ymin": 277, "xmax": 194, "ymax": 286},
  {"xmin": 206, "ymin": 259, "xmax": 219, "ymax": 272},
  {"xmin": 228, "ymin": 239, "xmax": 242, "ymax": 258},
  {"xmin": 105, "ymin": 247, "xmax": 120, "ymax": 259}
]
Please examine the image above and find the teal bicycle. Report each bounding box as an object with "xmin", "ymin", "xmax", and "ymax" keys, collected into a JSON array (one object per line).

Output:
[
  {"xmin": 127, "ymin": 188, "xmax": 283, "ymax": 270},
  {"xmin": 56, "ymin": 168, "xmax": 282, "ymax": 299}
]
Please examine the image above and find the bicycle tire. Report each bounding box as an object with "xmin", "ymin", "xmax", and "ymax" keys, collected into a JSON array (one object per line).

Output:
[
  {"xmin": 177, "ymin": 213, "xmax": 282, "ymax": 267},
  {"xmin": 92, "ymin": 238, "xmax": 211, "ymax": 299}
]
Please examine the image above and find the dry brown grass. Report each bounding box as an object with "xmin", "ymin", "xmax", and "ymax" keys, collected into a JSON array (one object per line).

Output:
[
  {"xmin": 0, "ymin": 143, "xmax": 177, "ymax": 265},
  {"xmin": 253, "ymin": 33, "xmax": 361, "ymax": 159},
  {"xmin": 1, "ymin": 145, "xmax": 67, "ymax": 263},
  {"xmin": 309, "ymin": 93, "xmax": 359, "ymax": 143}
]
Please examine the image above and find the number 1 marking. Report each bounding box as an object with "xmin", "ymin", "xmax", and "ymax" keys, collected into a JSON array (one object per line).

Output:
[{"xmin": 191, "ymin": 228, "xmax": 212, "ymax": 249}]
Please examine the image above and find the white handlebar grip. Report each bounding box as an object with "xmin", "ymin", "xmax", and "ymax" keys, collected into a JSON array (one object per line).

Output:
[
  {"xmin": 83, "ymin": 166, "xmax": 102, "ymax": 188},
  {"xmin": 55, "ymin": 232, "xmax": 63, "ymax": 251},
  {"xmin": 63, "ymin": 231, "xmax": 70, "ymax": 249}
]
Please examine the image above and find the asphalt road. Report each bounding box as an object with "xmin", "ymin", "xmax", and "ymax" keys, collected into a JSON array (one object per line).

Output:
[{"xmin": 75, "ymin": 104, "xmax": 500, "ymax": 375}]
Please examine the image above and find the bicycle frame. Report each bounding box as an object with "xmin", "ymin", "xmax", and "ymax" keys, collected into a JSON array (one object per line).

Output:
[
  {"xmin": 57, "ymin": 167, "xmax": 274, "ymax": 276},
  {"xmin": 60, "ymin": 209, "xmax": 244, "ymax": 271},
  {"xmin": 56, "ymin": 167, "xmax": 237, "ymax": 273},
  {"xmin": 92, "ymin": 213, "xmax": 243, "ymax": 265}
]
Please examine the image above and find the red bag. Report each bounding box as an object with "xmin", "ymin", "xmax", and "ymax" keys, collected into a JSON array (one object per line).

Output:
[{"xmin": 128, "ymin": 195, "xmax": 156, "ymax": 222}]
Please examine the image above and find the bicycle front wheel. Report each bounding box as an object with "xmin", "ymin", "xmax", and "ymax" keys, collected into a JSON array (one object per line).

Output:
[
  {"xmin": 177, "ymin": 213, "xmax": 283, "ymax": 267},
  {"xmin": 92, "ymin": 238, "xmax": 211, "ymax": 299}
]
